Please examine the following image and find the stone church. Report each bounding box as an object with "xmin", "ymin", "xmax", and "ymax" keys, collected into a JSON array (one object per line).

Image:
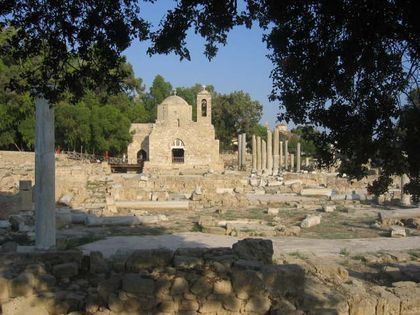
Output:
[{"xmin": 127, "ymin": 87, "xmax": 222, "ymax": 171}]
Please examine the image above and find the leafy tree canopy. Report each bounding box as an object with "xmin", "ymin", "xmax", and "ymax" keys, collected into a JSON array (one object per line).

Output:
[
  {"xmin": 1, "ymin": 0, "xmax": 149, "ymax": 101},
  {"xmin": 212, "ymin": 90, "xmax": 263, "ymax": 150},
  {"xmin": 2, "ymin": 1, "xmax": 419, "ymax": 198}
]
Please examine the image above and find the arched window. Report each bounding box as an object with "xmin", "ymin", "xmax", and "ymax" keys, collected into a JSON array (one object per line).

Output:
[
  {"xmin": 171, "ymin": 139, "xmax": 185, "ymax": 163},
  {"xmin": 201, "ymin": 99, "xmax": 207, "ymax": 117},
  {"xmin": 171, "ymin": 138, "xmax": 184, "ymax": 148}
]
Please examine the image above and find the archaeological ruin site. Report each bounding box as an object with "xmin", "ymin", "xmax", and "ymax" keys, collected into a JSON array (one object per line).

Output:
[{"xmin": 0, "ymin": 90, "xmax": 419, "ymax": 315}]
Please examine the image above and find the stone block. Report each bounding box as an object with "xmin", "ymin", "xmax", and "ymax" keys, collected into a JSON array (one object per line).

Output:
[
  {"xmin": 216, "ymin": 188, "xmax": 234, "ymax": 194},
  {"xmin": 267, "ymin": 208, "xmax": 279, "ymax": 215},
  {"xmin": 222, "ymin": 294, "xmax": 242, "ymax": 312},
  {"xmin": 232, "ymin": 238, "xmax": 273, "ymax": 264},
  {"xmin": 173, "ymin": 255, "xmax": 203, "ymax": 269},
  {"xmin": 213, "ymin": 279, "xmax": 232, "ymax": 295},
  {"xmin": 390, "ymin": 225, "xmax": 406, "ymax": 238},
  {"xmin": 125, "ymin": 248, "xmax": 173, "ymax": 271},
  {"xmin": 170, "ymin": 277, "xmax": 189, "ymax": 295},
  {"xmin": 300, "ymin": 215, "xmax": 321, "ymax": 228},
  {"xmin": 97, "ymin": 275, "xmax": 122, "ymax": 301},
  {"xmin": 199, "ymin": 299, "xmax": 223, "ymax": 313},
  {"xmin": 231, "ymin": 269, "xmax": 264, "ymax": 300},
  {"xmin": 52, "ymin": 262, "xmax": 79, "ymax": 278},
  {"xmin": 322, "ymin": 205, "xmax": 336, "ymax": 212},
  {"xmin": 179, "ymin": 299, "xmax": 199, "ymax": 311},
  {"xmin": 300, "ymin": 188, "xmax": 332, "ymax": 197},
  {"xmin": 59, "ymin": 193, "xmax": 74, "ymax": 206},
  {"xmin": 330, "ymin": 194, "xmax": 346, "ymax": 201},
  {"xmin": 122, "ymin": 274, "xmax": 155, "ymax": 295},
  {"xmin": 190, "ymin": 276, "xmax": 213, "ymax": 297},
  {"xmin": 90, "ymin": 251, "xmax": 109, "ymax": 273},
  {"xmin": 249, "ymin": 178, "xmax": 259, "ymax": 187},
  {"xmin": 262, "ymin": 264, "xmax": 305, "ymax": 297},
  {"xmin": 198, "ymin": 215, "xmax": 215, "ymax": 227},
  {"xmin": 202, "ymin": 226, "xmax": 227, "ymax": 235},
  {"xmin": 245, "ymin": 295, "xmax": 271, "ymax": 313}
]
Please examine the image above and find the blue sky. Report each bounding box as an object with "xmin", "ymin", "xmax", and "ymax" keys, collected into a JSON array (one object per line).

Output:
[{"xmin": 123, "ymin": 1, "xmax": 280, "ymax": 127}]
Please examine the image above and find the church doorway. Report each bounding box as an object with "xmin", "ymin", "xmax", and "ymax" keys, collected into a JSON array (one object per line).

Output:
[{"xmin": 137, "ymin": 149, "xmax": 147, "ymax": 163}]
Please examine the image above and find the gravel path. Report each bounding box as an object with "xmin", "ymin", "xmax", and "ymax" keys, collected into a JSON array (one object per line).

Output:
[{"xmin": 80, "ymin": 232, "xmax": 420, "ymax": 258}]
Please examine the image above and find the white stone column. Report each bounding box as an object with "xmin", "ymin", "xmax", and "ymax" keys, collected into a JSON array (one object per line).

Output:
[
  {"xmin": 400, "ymin": 174, "xmax": 411, "ymax": 206},
  {"xmin": 290, "ymin": 153, "xmax": 295, "ymax": 172},
  {"xmin": 238, "ymin": 133, "xmax": 242, "ymax": 170},
  {"xmin": 262, "ymin": 139, "xmax": 267, "ymax": 173},
  {"xmin": 256, "ymin": 136, "xmax": 262, "ymax": 173},
  {"xmin": 296, "ymin": 142, "xmax": 301, "ymax": 172},
  {"xmin": 252, "ymin": 135, "xmax": 257, "ymax": 172},
  {"xmin": 279, "ymin": 141, "xmax": 283, "ymax": 170},
  {"xmin": 266, "ymin": 130, "xmax": 273, "ymax": 175},
  {"xmin": 305, "ymin": 157, "xmax": 309, "ymax": 168},
  {"xmin": 35, "ymin": 96, "xmax": 56, "ymax": 250},
  {"xmin": 273, "ymin": 129, "xmax": 279, "ymax": 174},
  {"xmin": 285, "ymin": 140, "xmax": 289, "ymax": 171},
  {"xmin": 241, "ymin": 133, "xmax": 247, "ymax": 169}
]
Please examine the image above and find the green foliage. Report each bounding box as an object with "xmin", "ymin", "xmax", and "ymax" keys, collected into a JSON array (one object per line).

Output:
[
  {"xmin": 251, "ymin": 124, "xmax": 268, "ymax": 141},
  {"xmin": 212, "ymin": 91, "xmax": 263, "ymax": 150},
  {"xmin": 339, "ymin": 248, "xmax": 350, "ymax": 257},
  {"xmin": 1, "ymin": 1, "xmax": 149, "ymax": 101},
  {"xmin": 191, "ymin": 223, "xmax": 203, "ymax": 232},
  {"xmin": 0, "ymin": 35, "xmax": 35, "ymax": 150},
  {"xmin": 144, "ymin": 75, "xmax": 173, "ymax": 121}
]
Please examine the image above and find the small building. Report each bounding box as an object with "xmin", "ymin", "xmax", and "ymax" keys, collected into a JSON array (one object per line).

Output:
[{"xmin": 127, "ymin": 87, "xmax": 222, "ymax": 171}]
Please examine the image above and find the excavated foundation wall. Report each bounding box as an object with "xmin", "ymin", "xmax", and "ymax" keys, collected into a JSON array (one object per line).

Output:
[
  {"xmin": 2, "ymin": 150, "xmax": 404, "ymax": 218},
  {"xmin": 0, "ymin": 239, "xmax": 419, "ymax": 315}
]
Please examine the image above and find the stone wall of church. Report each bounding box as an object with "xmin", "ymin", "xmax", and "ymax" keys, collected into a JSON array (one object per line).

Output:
[
  {"xmin": 146, "ymin": 121, "xmax": 222, "ymax": 170},
  {"xmin": 127, "ymin": 123, "xmax": 153, "ymax": 164}
]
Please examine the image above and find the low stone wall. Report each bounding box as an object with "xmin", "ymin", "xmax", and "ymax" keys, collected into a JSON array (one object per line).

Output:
[{"xmin": 0, "ymin": 239, "xmax": 419, "ymax": 315}]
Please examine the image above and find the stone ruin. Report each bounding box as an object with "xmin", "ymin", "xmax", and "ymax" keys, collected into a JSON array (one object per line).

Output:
[
  {"xmin": 1, "ymin": 238, "xmax": 419, "ymax": 315},
  {"xmin": 1, "ymin": 135, "xmax": 420, "ymax": 315}
]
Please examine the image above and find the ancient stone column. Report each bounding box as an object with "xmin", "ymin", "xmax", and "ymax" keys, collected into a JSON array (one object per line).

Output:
[
  {"xmin": 261, "ymin": 139, "xmax": 267, "ymax": 173},
  {"xmin": 238, "ymin": 133, "xmax": 242, "ymax": 170},
  {"xmin": 273, "ymin": 129, "xmax": 279, "ymax": 174},
  {"xmin": 290, "ymin": 153, "xmax": 295, "ymax": 172},
  {"xmin": 241, "ymin": 133, "xmax": 247, "ymax": 169},
  {"xmin": 35, "ymin": 96, "xmax": 56, "ymax": 250},
  {"xmin": 400, "ymin": 174, "xmax": 411, "ymax": 206},
  {"xmin": 256, "ymin": 136, "xmax": 262, "ymax": 172},
  {"xmin": 305, "ymin": 157, "xmax": 310, "ymax": 168},
  {"xmin": 266, "ymin": 130, "xmax": 273, "ymax": 174},
  {"xmin": 296, "ymin": 142, "xmax": 301, "ymax": 172},
  {"xmin": 279, "ymin": 141, "xmax": 283, "ymax": 170},
  {"xmin": 285, "ymin": 140, "xmax": 289, "ymax": 171},
  {"xmin": 252, "ymin": 135, "xmax": 257, "ymax": 172}
]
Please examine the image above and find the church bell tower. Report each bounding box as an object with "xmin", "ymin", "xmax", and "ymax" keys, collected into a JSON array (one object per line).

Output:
[{"xmin": 196, "ymin": 85, "xmax": 211, "ymax": 124}]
